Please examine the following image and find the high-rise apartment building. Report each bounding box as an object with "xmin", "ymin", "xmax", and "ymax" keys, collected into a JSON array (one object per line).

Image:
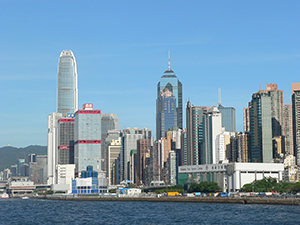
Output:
[
  {"xmin": 203, "ymin": 106, "xmax": 223, "ymax": 164},
  {"xmin": 137, "ymin": 139, "xmax": 151, "ymax": 184},
  {"xmin": 186, "ymin": 101, "xmax": 209, "ymax": 165},
  {"xmin": 284, "ymin": 104, "xmax": 293, "ymax": 155},
  {"xmin": 107, "ymin": 138, "xmax": 121, "ymax": 185},
  {"xmin": 243, "ymin": 102, "xmax": 251, "ymax": 132},
  {"xmin": 216, "ymin": 129, "xmax": 235, "ymax": 163},
  {"xmin": 57, "ymin": 50, "xmax": 78, "ymax": 115},
  {"xmin": 120, "ymin": 128, "xmax": 151, "ymax": 182},
  {"xmin": 74, "ymin": 103, "xmax": 101, "ymax": 173},
  {"xmin": 249, "ymin": 91, "xmax": 273, "ymax": 163},
  {"xmin": 266, "ymin": 83, "xmax": 284, "ymax": 137},
  {"xmin": 157, "ymin": 54, "xmax": 182, "ymax": 129},
  {"xmin": 101, "ymin": 113, "xmax": 119, "ymax": 172},
  {"xmin": 292, "ymin": 83, "xmax": 300, "ymax": 165},
  {"xmin": 230, "ymin": 132, "xmax": 250, "ymax": 162},
  {"xmin": 156, "ymin": 87, "xmax": 177, "ymax": 140}
]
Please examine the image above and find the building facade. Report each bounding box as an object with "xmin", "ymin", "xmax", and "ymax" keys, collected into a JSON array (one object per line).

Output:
[
  {"xmin": 186, "ymin": 101, "xmax": 209, "ymax": 165},
  {"xmin": 156, "ymin": 87, "xmax": 177, "ymax": 140},
  {"xmin": 74, "ymin": 103, "xmax": 101, "ymax": 173},
  {"xmin": 250, "ymin": 91, "xmax": 273, "ymax": 163}
]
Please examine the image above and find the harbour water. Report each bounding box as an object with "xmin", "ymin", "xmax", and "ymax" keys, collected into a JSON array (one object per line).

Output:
[{"xmin": 1, "ymin": 198, "xmax": 300, "ymax": 224}]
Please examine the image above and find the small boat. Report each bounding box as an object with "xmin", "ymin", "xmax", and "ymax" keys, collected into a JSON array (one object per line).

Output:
[
  {"xmin": 22, "ymin": 196, "xmax": 29, "ymax": 200},
  {"xmin": 1, "ymin": 193, "xmax": 9, "ymax": 199}
]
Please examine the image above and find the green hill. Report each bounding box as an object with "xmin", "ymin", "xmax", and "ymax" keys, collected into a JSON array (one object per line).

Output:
[{"xmin": 0, "ymin": 145, "xmax": 47, "ymax": 172}]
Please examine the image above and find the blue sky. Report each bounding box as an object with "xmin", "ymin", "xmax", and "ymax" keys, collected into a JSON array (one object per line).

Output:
[{"xmin": 0, "ymin": 1, "xmax": 299, "ymax": 147}]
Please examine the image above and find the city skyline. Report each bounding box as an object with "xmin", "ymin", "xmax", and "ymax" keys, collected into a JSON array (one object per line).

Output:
[{"xmin": 1, "ymin": 1, "xmax": 299, "ymax": 147}]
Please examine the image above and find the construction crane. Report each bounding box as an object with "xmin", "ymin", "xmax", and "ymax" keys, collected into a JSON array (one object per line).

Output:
[{"xmin": 158, "ymin": 164, "xmax": 168, "ymax": 189}]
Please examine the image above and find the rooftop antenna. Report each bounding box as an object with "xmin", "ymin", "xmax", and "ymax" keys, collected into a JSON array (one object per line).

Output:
[
  {"xmin": 218, "ymin": 88, "xmax": 221, "ymax": 106},
  {"xmin": 168, "ymin": 51, "xmax": 171, "ymax": 70},
  {"xmin": 259, "ymin": 82, "xmax": 261, "ymax": 91}
]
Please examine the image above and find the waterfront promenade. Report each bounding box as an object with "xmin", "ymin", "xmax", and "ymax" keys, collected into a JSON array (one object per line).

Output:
[{"xmin": 33, "ymin": 195, "xmax": 300, "ymax": 206}]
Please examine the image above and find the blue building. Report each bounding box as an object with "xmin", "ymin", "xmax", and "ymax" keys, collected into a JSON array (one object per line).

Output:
[
  {"xmin": 218, "ymin": 104, "xmax": 236, "ymax": 132},
  {"xmin": 156, "ymin": 87, "xmax": 177, "ymax": 140},
  {"xmin": 72, "ymin": 165, "xmax": 98, "ymax": 194},
  {"xmin": 157, "ymin": 54, "xmax": 182, "ymax": 130}
]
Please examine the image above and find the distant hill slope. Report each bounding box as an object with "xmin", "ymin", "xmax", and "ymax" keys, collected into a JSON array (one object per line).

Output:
[{"xmin": 0, "ymin": 145, "xmax": 47, "ymax": 172}]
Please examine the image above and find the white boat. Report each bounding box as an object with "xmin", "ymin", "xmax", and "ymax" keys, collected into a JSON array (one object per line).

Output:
[
  {"xmin": 22, "ymin": 196, "xmax": 29, "ymax": 200},
  {"xmin": 1, "ymin": 193, "xmax": 9, "ymax": 199}
]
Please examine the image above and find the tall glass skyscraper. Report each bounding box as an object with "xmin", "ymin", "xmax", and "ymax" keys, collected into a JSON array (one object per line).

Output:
[
  {"xmin": 157, "ymin": 54, "xmax": 182, "ymax": 130},
  {"xmin": 156, "ymin": 87, "xmax": 177, "ymax": 140},
  {"xmin": 57, "ymin": 50, "xmax": 78, "ymax": 115}
]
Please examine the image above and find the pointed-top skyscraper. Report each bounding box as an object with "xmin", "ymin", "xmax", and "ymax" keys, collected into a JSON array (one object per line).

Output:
[
  {"xmin": 157, "ymin": 52, "xmax": 183, "ymax": 132},
  {"xmin": 57, "ymin": 50, "xmax": 78, "ymax": 116}
]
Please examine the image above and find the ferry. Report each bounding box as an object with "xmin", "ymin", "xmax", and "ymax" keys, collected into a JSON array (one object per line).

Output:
[{"xmin": 1, "ymin": 193, "xmax": 9, "ymax": 199}]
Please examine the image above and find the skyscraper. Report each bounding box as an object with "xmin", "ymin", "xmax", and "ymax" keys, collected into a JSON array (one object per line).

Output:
[
  {"xmin": 74, "ymin": 103, "xmax": 101, "ymax": 173},
  {"xmin": 101, "ymin": 113, "xmax": 119, "ymax": 172},
  {"xmin": 203, "ymin": 106, "xmax": 222, "ymax": 164},
  {"xmin": 266, "ymin": 83, "xmax": 284, "ymax": 137},
  {"xmin": 186, "ymin": 101, "xmax": 209, "ymax": 165},
  {"xmin": 249, "ymin": 91, "xmax": 273, "ymax": 163},
  {"xmin": 156, "ymin": 87, "xmax": 177, "ymax": 140},
  {"xmin": 57, "ymin": 50, "xmax": 78, "ymax": 115},
  {"xmin": 157, "ymin": 53, "xmax": 182, "ymax": 130},
  {"xmin": 292, "ymin": 83, "xmax": 300, "ymax": 165}
]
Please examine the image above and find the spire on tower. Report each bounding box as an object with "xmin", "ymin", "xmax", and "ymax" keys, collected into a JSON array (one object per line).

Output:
[
  {"xmin": 168, "ymin": 51, "xmax": 171, "ymax": 70},
  {"xmin": 218, "ymin": 88, "xmax": 222, "ymax": 106}
]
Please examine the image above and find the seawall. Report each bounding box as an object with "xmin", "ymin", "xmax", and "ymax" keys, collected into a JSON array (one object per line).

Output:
[{"xmin": 33, "ymin": 195, "xmax": 300, "ymax": 206}]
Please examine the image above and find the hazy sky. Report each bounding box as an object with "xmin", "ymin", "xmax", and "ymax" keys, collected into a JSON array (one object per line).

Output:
[{"xmin": 0, "ymin": 1, "xmax": 299, "ymax": 147}]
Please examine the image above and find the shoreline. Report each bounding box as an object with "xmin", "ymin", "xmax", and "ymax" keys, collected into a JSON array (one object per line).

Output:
[{"xmin": 30, "ymin": 195, "xmax": 300, "ymax": 206}]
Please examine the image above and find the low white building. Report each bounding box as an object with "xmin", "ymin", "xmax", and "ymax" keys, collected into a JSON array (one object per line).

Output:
[
  {"xmin": 178, "ymin": 163, "xmax": 284, "ymax": 192},
  {"xmin": 116, "ymin": 188, "xmax": 141, "ymax": 197},
  {"xmin": 52, "ymin": 164, "xmax": 75, "ymax": 193}
]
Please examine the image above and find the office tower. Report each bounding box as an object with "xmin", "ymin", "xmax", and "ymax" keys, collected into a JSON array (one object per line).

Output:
[
  {"xmin": 101, "ymin": 113, "xmax": 119, "ymax": 172},
  {"xmin": 107, "ymin": 138, "xmax": 121, "ymax": 185},
  {"xmin": 156, "ymin": 87, "xmax": 177, "ymax": 140},
  {"xmin": 105, "ymin": 129, "xmax": 121, "ymax": 178},
  {"xmin": 57, "ymin": 50, "xmax": 78, "ymax": 115},
  {"xmin": 216, "ymin": 129, "xmax": 235, "ymax": 163},
  {"xmin": 266, "ymin": 83, "xmax": 284, "ymax": 137},
  {"xmin": 230, "ymin": 132, "xmax": 250, "ymax": 162},
  {"xmin": 47, "ymin": 112, "xmax": 62, "ymax": 185},
  {"xmin": 120, "ymin": 128, "xmax": 151, "ymax": 181},
  {"xmin": 58, "ymin": 117, "xmax": 75, "ymax": 164},
  {"xmin": 30, "ymin": 155, "xmax": 48, "ymax": 184},
  {"xmin": 218, "ymin": 104, "xmax": 236, "ymax": 132},
  {"xmin": 16, "ymin": 159, "xmax": 25, "ymax": 176},
  {"xmin": 243, "ymin": 102, "xmax": 251, "ymax": 132},
  {"xmin": 186, "ymin": 101, "xmax": 209, "ymax": 165},
  {"xmin": 284, "ymin": 104, "xmax": 293, "ymax": 155},
  {"xmin": 74, "ymin": 103, "xmax": 101, "ymax": 173},
  {"xmin": 292, "ymin": 83, "xmax": 300, "ymax": 165},
  {"xmin": 11, "ymin": 165, "xmax": 17, "ymax": 177},
  {"xmin": 21, "ymin": 163, "xmax": 29, "ymax": 176},
  {"xmin": 249, "ymin": 91, "xmax": 273, "ymax": 163},
  {"xmin": 203, "ymin": 106, "xmax": 223, "ymax": 164},
  {"xmin": 157, "ymin": 54, "xmax": 183, "ymax": 129},
  {"xmin": 137, "ymin": 139, "xmax": 151, "ymax": 185},
  {"xmin": 27, "ymin": 154, "xmax": 37, "ymax": 164}
]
